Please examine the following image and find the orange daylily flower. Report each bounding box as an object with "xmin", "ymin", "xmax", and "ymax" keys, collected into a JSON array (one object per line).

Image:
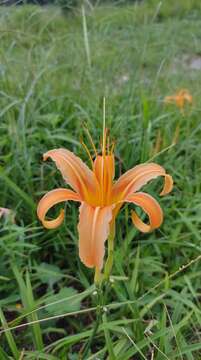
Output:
[
  {"xmin": 37, "ymin": 131, "xmax": 173, "ymax": 270},
  {"xmin": 164, "ymin": 89, "xmax": 192, "ymax": 113}
]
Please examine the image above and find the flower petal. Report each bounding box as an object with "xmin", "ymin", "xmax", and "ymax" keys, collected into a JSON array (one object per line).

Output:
[
  {"xmin": 43, "ymin": 149, "xmax": 99, "ymax": 201},
  {"xmin": 94, "ymin": 155, "xmax": 115, "ymax": 205},
  {"xmin": 78, "ymin": 203, "xmax": 113, "ymax": 269},
  {"xmin": 179, "ymin": 89, "xmax": 193, "ymax": 103},
  {"xmin": 37, "ymin": 188, "xmax": 80, "ymax": 229},
  {"xmin": 125, "ymin": 192, "xmax": 163, "ymax": 233},
  {"xmin": 113, "ymin": 163, "xmax": 173, "ymax": 199},
  {"xmin": 94, "ymin": 155, "xmax": 115, "ymax": 184},
  {"xmin": 160, "ymin": 174, "xmax": 173, "ymax": 196},
  {"xmin": 164, "ymin": 95, "xmax": 176, "ymax": 104}
]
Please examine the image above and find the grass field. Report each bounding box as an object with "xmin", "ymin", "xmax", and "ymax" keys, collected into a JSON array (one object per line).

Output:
[{"xmin": 1, "ymin": 1, "xmax": 201, "ymax": 359}]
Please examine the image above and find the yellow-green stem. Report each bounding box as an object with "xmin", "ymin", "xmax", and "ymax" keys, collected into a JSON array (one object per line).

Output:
[
  {"xmin": 80, "ymin": 277, "xmax": 102, "ymax": 358},
  {"xmin": 104, "ymin": 224, "xmax": 115, "ymax": 281},
  {"xmin": 94, "ymin": 266, "xmax": 102, "ymax": 286}
]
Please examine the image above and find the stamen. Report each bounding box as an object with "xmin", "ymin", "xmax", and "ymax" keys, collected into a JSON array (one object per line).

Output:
[
  {"xmin": 83, "ymin": 125, "xmax": 98, "ymax": 158},
  {"xmin": 100, "ymin": 97, "xmax": 106, "ymax": 205},
  {"xmin": 107, "ymin": 134, "xmax": 110, "ymax": 155},
  {"xmin": 110, "ymin": 141, "xmax": 115, "ymax": 155},
  {"xmin": 102, "ymin": 128, "xmax": 109, "ymax": 154},
  {"xmin": 102, "ymin": 128, "xmax": 108, "ymax": 204},
  {"xmin": 102, "ymin": 97, "xmax": 106, "ymax": 156},
  {"xmin": 80, "ymin": 139, "xmax": 94, "ymax": 169}
]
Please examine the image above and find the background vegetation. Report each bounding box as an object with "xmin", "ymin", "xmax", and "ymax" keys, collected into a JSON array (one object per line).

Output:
[{"xmin": 0, "ymin": 0, "xmax": 201, "ymax": 358}]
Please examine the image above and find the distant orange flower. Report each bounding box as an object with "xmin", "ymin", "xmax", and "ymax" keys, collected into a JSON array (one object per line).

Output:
[
  {"xmin": 37, "ymin": 130, "xmax": 173, "ymax": 270},
  {"xmin": 164, "ymin": 89, "xmax": 192, "ymax": 113}
]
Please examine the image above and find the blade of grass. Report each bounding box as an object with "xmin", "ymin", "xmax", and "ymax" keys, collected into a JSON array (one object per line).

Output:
[
  {"xmin": 0, "ymin": 166, "xmax": 36, "ymax": 211},
  {"xmin": 164, "ymin": 304, "xmax": 184, "ymax": 360},
  {"xmin": 0, "ymin": 346, "xmax": 11, "ymax": 360},
  {"xmin": 12, "ymin": 264, "xmax": 43, "ymax": 350},
  {"xmin": 0, "ymin": 308, "xmax": 19, "ymax": 360},
  {"xmin": 82, "ymin": 5, "xmax": 91, "ymax": 70},
  {"xmin": 130, "ymin": 245, "xmax": 140, "ymax": 294},
  {"xmin": 102, "ymin": 312, "xmax": 116, "ymax": 360}
]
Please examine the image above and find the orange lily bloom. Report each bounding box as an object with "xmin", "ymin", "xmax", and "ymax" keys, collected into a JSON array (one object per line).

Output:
[
  {"xmin": 37, "ymin": 131, "xmax": 173, "ymax": 270},
  {"xmin": 164, "ymin": 89, "xmax": 192, "ymax": 113}
]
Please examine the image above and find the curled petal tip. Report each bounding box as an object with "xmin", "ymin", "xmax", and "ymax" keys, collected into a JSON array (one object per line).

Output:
[
  {"xmin": 37, "ymin": 188, "xmax": 80, "ymax": 230},
  {"xmin": 41, "ymin": 209, "xmax": 65, "ymax": 229},
  {"xmin": 131, "ymin": 210, "xmax": 151, "ymax": 233},
  {"xmin": 126, "ymin": 192, "xmax": 163, "ymax": 233},
  {"xmin": 160, "ymin": 174, "xmax": 173, "ymax": 196}
]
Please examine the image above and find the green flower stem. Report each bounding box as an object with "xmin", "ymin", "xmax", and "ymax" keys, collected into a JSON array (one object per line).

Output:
[
  {"xmin": 104, "ymin": 225, "xmax": 115, "ymax": 281},
  {"xmin": 94, "ymin": 266, "xmax": 102, "ymax": 286},
  {"xmin": 80, "ymin": 281, "xmax": 103, "ymax": 358},
  {"xmin": 81, "ymin": 226, "xmax": 116, "ymax": 358}
]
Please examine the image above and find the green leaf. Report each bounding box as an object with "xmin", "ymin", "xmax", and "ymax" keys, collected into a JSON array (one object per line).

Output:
[
  {"xmin": 44, "ymin": 287, "xmax": 81, "ymax": 316},
  {"xmin": 36, "ymin": 263, "xmax": 63, "ymax": 287}
]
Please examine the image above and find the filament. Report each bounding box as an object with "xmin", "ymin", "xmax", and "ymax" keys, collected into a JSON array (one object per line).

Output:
[
  {"xmin": 110, "ymin": 141, "xmax": 115, "ymax": 155},
  {"xmin": 83, "ymin": 125, "xmax": 98, "ymax": 158},
  {"xmin": 80, "ymin": 139, "xmax": 94, "ymax": 169}
]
